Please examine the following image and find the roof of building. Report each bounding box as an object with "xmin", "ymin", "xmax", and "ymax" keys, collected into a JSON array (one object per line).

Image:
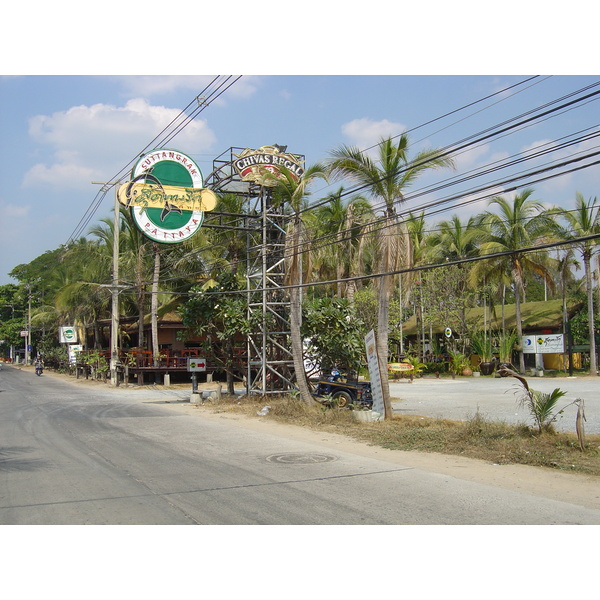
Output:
[{"xmin": 400, "ymin": 298, "xmax": 583, "ymax": 336}]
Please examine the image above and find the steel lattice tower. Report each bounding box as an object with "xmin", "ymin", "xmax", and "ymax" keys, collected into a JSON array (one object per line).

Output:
[{"xmin": 205, "ymin": 147, "xmax": 304, "ymax": 394}]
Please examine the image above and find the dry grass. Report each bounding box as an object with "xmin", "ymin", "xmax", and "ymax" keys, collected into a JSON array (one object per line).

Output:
[{"xmin": 205, "ymin": 394, "xmax": 600, "ymax": 476}]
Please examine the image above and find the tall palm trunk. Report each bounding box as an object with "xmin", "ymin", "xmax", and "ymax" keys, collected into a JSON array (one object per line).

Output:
[
  {"xmin": 287, "ymin": 217, "xmax": 314, "ymax": 404},
  {"xmin": 513, "ymin": 269, "xmax": 526, "ymax": 373},
  {"xmin": 584, "ymin": 252, "xmax": 597, "ymax": 374},
  {"xmin": 137, "ymin": 244, "xmax": 145, "ymax": 349},
  {"xmin": 151, "ymin": 244, "xmax": 160, "ymax": 367},
  {"xmin": 376, "ymin": 272, "xmax": 393, "ymax": 417}
]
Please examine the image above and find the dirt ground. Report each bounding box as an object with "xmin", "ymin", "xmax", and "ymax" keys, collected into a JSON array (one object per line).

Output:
[{"xmin": 17, "ymin": 366, "xmax": 600, "ymax": 511}]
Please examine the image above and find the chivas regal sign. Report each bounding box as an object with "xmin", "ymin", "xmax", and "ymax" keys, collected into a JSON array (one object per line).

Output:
[
  {"xmin": 233, "ymin": 146, "xmax": 305, "ymax": 186},
  {"xmin": 117, "ymin": 149, "xmax": 216, "ymax": 244}
]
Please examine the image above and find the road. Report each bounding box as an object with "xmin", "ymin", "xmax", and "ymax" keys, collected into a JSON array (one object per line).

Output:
[
  {"xmin": 1, "ymin": 365, "xmax": 599, "ymax": 524},
  {"xmin": 390, "ymin": 374, "xmax": 600, "ymax": 433}
]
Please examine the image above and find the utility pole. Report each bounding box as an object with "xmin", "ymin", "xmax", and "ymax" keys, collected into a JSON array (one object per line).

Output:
[
  {"xmin": 110, "ymin": 188, "xmax": 120, "ymax": 386},
  {"xmin": 93, "ymin": 181, "xmax": 123, "ymax": 386}
]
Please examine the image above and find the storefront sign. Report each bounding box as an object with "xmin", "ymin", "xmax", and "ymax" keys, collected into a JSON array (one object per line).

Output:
[
  {"xmin": 123, "ymin": 149, "xmax": 215, "ymax": 243},
  {"xmin": 522, "ymin": 334, "xmax": 564, "ymax": 354},
  {"xmin": 233, "ymin": 146, "xmax": 305, "ymax": 186},
  {"xmin": 59, "ymin": 326, "xmax": 78, "ymax": 344}
]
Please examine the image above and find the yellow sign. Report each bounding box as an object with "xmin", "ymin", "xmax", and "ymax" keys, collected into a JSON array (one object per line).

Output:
[
  {"xmin": 117, "ymin": 182, "xmax": 218, "ymax": 212},
  {"xmin": 387, "ymin": 363, "xmax": 414, "ymax": 372}
]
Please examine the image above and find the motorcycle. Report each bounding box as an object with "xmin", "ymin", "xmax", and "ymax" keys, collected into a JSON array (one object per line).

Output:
[{"xmin": 35, "ymin": 362, "xmax": 43, "ymax": 376}]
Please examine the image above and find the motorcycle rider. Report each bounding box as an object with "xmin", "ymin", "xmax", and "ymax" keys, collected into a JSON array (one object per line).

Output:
[{"xmin": 35, "ymin": 356, "xmax": 44, "ymax": 375}]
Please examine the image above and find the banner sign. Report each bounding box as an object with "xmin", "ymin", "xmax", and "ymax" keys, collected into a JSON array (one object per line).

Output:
[
  {"xmin": 123, "ymin": 149, "xmax": 215, "ymax": 244},
  {"xmin": 522, "ymin": 334, "xmax": 564, "ymax": 354},
  {"xmin": 233, "ymin": 146, "xmax": 305, "ymax": 186},
  {"xmin": 365, "ymin": 330, "xmax": 385, "ymax": 418},
  {"xmin": 59, "ymin": 326, "xmax": 78, "ymax": 344}
]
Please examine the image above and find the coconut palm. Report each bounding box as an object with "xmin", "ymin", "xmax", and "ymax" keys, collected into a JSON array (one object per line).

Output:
[
  {"xmin": 476, "ymin": 189, "xmax": 558, "ymax": 373},
  {"xmin": 327, "ymin": 136, "xmax": 454, "ymax": 418},
  {"xmin": 553, "ymin": 193, "xmax": 600, "ymax": 374},
  {"xmin": 271, "ymin": 164, "xmax": 328, "ymax": 404},
  {"xmin": 312, "ymin": 187, "xmax": 374, "ymax": 300}
]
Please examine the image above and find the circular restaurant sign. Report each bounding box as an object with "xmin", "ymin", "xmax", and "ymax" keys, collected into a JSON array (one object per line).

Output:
[{"xmin": 130, "ymin": 149, "xmax": 205, "ymax": 244}]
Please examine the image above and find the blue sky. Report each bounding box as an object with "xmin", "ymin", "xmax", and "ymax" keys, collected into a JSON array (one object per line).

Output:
[
  {"xmin": 1, "ymin": 3, "xmax": 598, "ymax": 286},
  {"xmin": 0, "ymin": 75, "xmax": 600, "ymax": 284},
  {"xmin": 2, "ymin": 74, "xmax": 599, "ymax": 285}
]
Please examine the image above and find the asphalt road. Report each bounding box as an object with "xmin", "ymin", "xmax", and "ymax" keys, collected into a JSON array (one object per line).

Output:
[
  {"xmin": 390, "ymin": 375, "xmax": 600, "ymax": 434},
  {"xmin": 1, "ymin": 365, "xmax": 599, "ymax": 524}
]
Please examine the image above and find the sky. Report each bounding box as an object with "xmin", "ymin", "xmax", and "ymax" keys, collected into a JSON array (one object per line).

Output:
[
  {"xmin": 1, "ymin": 5, "xmax": 598, "ymax": 288},
  {"xmin": 1, "ymin": 73, "xmax": 599, "ymax": 285}
]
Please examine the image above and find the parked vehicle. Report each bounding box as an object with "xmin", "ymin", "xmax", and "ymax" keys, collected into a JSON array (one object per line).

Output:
[{"xmin": 313, "ymin": 369, "xmax": 373, "ymax": 409}]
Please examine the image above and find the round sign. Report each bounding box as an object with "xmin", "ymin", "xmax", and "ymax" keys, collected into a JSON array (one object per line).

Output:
[
  {"xmin": 130, "ymin": 149, "xmax": 205, "ymax": 243},
  {"xmin": 444, "ymin": 327, "xmax": 452, "ymax": 338}
]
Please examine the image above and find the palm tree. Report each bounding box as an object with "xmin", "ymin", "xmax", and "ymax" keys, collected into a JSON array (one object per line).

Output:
[
  {"xmin": 427, "ymin": 214, "xmax": 485, "ymax": 347},
  {"xmin": 327, "ymin": 136, "xmax": 454, "ymax": 418},
  {"xmin": 312, "ymin": 187, "xmax": 374, "ymax": 301},
  {"xmin": 554, "ymin": 193, "xmax": 600, "ymax": 374},
  {"xmin": 477, "ymin": 189, "xmax": 558, "ymax": 373},
  {"xmin": 271, "ymin": 164, "xmax": 328, "ymax": 404}
]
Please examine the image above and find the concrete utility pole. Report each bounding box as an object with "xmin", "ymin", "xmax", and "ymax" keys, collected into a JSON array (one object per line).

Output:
[
  {"xmin": 93, "ymin": 181, "xmax": 124, "ymax": 386},
  {"xmin": 110, "ymin": 188, "xmax": 120, "ymax": 386}
]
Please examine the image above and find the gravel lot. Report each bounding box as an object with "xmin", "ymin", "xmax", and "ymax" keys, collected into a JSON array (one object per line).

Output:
[{"xmin": 390, "ymin": 375, "xmax": 600, "ymax": 434}]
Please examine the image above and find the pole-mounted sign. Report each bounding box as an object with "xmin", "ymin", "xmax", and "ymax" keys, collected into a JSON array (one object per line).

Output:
[
  {"xmin": 117, "ymin": 149, "xmax": 217, "ymax": 244},
  {"xmin": 187, "ymin": 357, "xmax": 207, "ymax": 372},
  {"xmin": 232, "ymin": 145, "xmax": 305, "ymax": 186},
  {"xmin": 59, "ymin": 326, "xmax": 78, "ymax": 344}
]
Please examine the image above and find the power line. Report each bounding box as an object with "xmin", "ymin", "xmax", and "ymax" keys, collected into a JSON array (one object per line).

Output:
[
  {"xmin": 128, "ymin": 232, "xmax": 600, "ymax": 299},
  {"xmin": 301, "ymin": 80, "xmax": 600, "ymax": 219},
  {"xmin": 65, "ymin": 76, "xmax": 242, "ymax": 243}
]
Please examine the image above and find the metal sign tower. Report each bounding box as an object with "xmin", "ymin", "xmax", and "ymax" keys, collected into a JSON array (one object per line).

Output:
[{"xmin": 205, "ymin": 146, "xmax": 305, "ymax": 394}]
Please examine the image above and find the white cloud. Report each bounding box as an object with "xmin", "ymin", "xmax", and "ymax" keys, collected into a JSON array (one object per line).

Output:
[
  {"xmin": 341, "ymin": 118, "xmax": 407, "ymax": 150},
  {"xmin": 23, "ymin": 98, "xmax": 217, "ymax": 189},
  {"xmin": 450, "ymin": 142, "xmax": 492, "ymax": 171},
  {"xmin": 0, "ymin": 202, "xmax": 30, "ymax": 218},
  {"xmin": 115, "ymin": 75, "xmax": 260, "ymax": 100}
]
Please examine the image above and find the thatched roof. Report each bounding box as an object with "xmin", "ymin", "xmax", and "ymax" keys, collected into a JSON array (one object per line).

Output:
[{"xmin": 401, "ymin": 299, "xmax": 583, "ymax": 337}]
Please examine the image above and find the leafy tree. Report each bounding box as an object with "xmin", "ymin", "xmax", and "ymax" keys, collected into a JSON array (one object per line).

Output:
[
  {"xmin": 301, "ymin": 296, "xmax": 366, "ymax": 373},
  {"xmin": 178, "ymin": 272, "xmax": 258, "ymax": 394}
]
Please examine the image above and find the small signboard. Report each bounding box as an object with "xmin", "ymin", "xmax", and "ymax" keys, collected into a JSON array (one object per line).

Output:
[
  {"xmin": 388, "ymin": 363, "xmax": 414, "ymax": 372},
  {"xmin": 364, "ymin": 330, "xmax": 385, "ymax": 418},
  {"xmin": 187, "ymin": 357, "xmax": 207, "ymax": 372},
  {"xmin": 522, "ymin": 334, "xmax": 564, "ymax": 354},
  {"xmin": 59, "ymin": 326, "xmax": 78, "ymax": 344}
]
